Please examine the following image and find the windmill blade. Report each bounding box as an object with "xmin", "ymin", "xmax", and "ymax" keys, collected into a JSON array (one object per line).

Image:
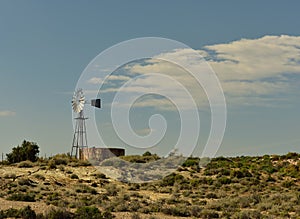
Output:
[{"xmin": 72, "ymin": 89, "xmax": 85, "ymax": 113}]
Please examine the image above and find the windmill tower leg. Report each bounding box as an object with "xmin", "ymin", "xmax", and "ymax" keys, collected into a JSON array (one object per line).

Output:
[{"xmin": 71, "ymin": 111, "xmax": 88, "ymax": 159}]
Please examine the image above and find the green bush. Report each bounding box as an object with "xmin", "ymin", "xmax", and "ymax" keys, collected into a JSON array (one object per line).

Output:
[
  {"xmin": 43, "ymin": 208, "xmax": 73, "ymax": 219},
  {"xmin": 6, "ymin": 140, "xmax": 39, "ymax": 164},
  {"xmin": 33, "ymin": 174, "xmax": 46, "ymax": 181},
  {"xmin": 143, "ymin": 151, "xmax": 152, "ymax": 156},
  {"xmin": 161, "ymin": 173, "xmax": 185, "ymax": 186},
  {"xmin": 234, "ymin": 210, "xmax": 262, "ymax": 219},
  {"xmin": 0, "ymin": 206, "xmax": 36, "ymax": 219},
  {"xmin": 18, "ymin": 160, "xmax": 34, "ymax": 168},
  {"xmin": 218, "ymin": 176, "xmax": 232, "ymax": 185},
  {"xmin": 282, "ymin": 180, "xmax": 294, "ymax": 188},
  {"xmin": 120, "ymin": 154, "xmax": 160, "ymax": 163},
  {"xmin": 206, "ymin": 192, "xmax": 218, "ymax": 199},
  {"xmin": 182, "ymin": 157, "xmax": 200, "ymax": 167},
  {"xmin": 75, "ymin": 184, "xmax": 97, "ymax": 194},
  {"xmin": 283, "ymin": 152, "xmax": 299, "ymax": 160},
  {"xmin": 20, "ymin": 206, "xmax": 36, "ymax": 219},
  {"xmin": 70, "ymin": 174, "xmax": 79, "ymax": 179},
  {"xmin": 94, "ymin": 173, "xmax": 107, "ymax": 179},
  {"xmin": 199, "ymin": 209, "xmax": 219, "ymax": 218},
  {"xmin": 18, "ymin": 178, "xmax": 32, "ymax": 186},
  {"xmin": 104, "ymin": 184, "xmax": 119, "ymax": 196},
  {"xmin": 75, "ymin": 206, "xmax": 102, "ymax": 219},
  {"xmin": 161, "ymin": 205, "xmax": 191, "ymax": 217},
  {"xmin": 7, "ymin": 193, "xmax": 35, "ymax": 202}
]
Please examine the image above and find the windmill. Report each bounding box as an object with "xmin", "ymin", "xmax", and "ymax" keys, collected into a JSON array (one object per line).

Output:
[{"xmin": 71, "ymin": 88, "xmax": 101, "ymax": 158}]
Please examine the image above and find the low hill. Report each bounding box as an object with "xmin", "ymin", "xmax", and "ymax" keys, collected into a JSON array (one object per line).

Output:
[{"xmin": 0, "ymin": 153, "xmax": 299, "ymax": 218}]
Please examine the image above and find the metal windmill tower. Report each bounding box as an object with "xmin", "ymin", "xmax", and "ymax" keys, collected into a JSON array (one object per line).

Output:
[{"xmin": 71, "ymin": 88, "xmax": 101, "ymax": 158}]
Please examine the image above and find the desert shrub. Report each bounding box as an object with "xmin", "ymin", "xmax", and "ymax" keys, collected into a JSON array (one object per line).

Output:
[
  {"xmin": 18, "ymin": 178, "xmax": 33, "ymax": 186},
  {"xmin": 295, "ymin": 192, "xmax": 300, "ymax": 205},
  {"xmin": 58, "ymin": 165, "xmax": 65, "ymax": 171},
  {"xmin": 77, "ymin": 160, "xmax": 91, "ymax": 166},
  {"xmin": 6, "ymin": 140, "xmax": 39, "ymax": 163},
  {"xmin": 120, "ymin": 154, "xmax": 160, "ymax": 163},
  {"xmin": 75, "ymin": 184, "xmax": 97, "ymax": 194},
  {"xmin": 189, "ymin": 205, "xmax": 202, "ymax": 217},
  {"xmin": 45, "ymin": 193, "xmax": 70, "ymax": 207},
  {"xmin": 218, "ymin": 168, "xmax": 231, "ymax": 176},
  {"xmin": 53, "ymin": 158, "xmax": 68, "ymax": 165},
  {"xmin": 66, "ymin": 170, "xmax": 73, "ymax": 174},
  {"xmin": 33, "ymin": 174, "xmax": 46, "ymax": 181},
  {"xmin": 0, "ymin": 206, "xmax": 36, "ymax": 219},
  {"xmin": 143, "ymin": 151, "xmax": 152, "ymax": 156},
  {"xmin": 91, "ymin": 182, "xmax": 98, "ymax": 187},
  {"xmin": 3, "ymin": 173, "xmax": 16, "ymax": 179},
  {"xmin": 283, "ymin": 152, "xmax": 299, "ymax": 160},
  {"xmin": 47, "ymin": 160, "xmax": 57, "ymax": 169},
  {"xmin": 206, "ymin": 192, "xmax": 218, "ymax": 199},
  {"xmin": 260, "ymin": 162, "xmax": 277, "ymax": 174},
  {"xmin": 251, "ymin": 194, "xmax": 261, "ymax": 205},
  {"xmin": 18, "ymin": 160, "xmax": 34, "ymax": 168},
  {"xmin": 43, "ymin": 208, "xmax": 73, "ymax": 219},
  {"xmin": 3, "ymin": 208, "xmax": 19, "ymax": 218},
  {"xmin": 182, "ymin": 157, "xmax": 200, "ymax": 167},
  {"xmin": 70, "ymin": 174, "xmax": 79, "ymax": 179},
  {"xmin": 46, "ymin": 192, "xmax": 60, "ymax": 202},
  {"xmin": 75, "ymin": 206, "xmax": 101, "ymax": 219},
  {"xmin": 281, "ymin": 164, "xmax": 299, "ymax": 178},
  {"xmin": 231, "ymin": 168, "xmax": 252, "ymax": 179},
  {"xmin": 7, "ymin": 193, "xmax": 35, "ymax": 202},
  {"xmin": 257, "ymin": 202, "xmax": 273, "ymax": 211},
  {"xmin": 199, "ymin": 209, "xmax": 219, "ymax": 218},
  {"xmin": 20, "ymin": 206, "xmax": 36, "ymax": 219},
  {"xmin": 238, "ymin": 196, "xmax": 252, "ymax": 208},
  {"xmin": 104, "ymin": 184, "xmax": 119, "ymax": 196},
  {"xmin": 94, "ymin": 173, "xmax": 107, "ymax": 179},
  {"xmin": 161, "ymin": 173, "xmax": 184, "ymax": 186},
  {"xmin": 161, "ymin": 204, "xmax": 191, "ymax": 217},
  {"xmin": 282, "ymin": 180, "xmax": 294, "ymax": 188},
  {"xmin": 233, "ymin": 210, "xmax": 262, "ymax": 219},
  {"xmin": 128, "ymin": 199, "xmax": 141, "ymax": 212},
  {"xmin": 128, "ymin": 183, "xmax": 140, "ymax": 191},
  {"xmin": 101, "ymin": 211, "xmax": 114, "ymax": 219},
  {"xmin": 204, "ymin": 168, "xmax": 219, "ymax": 176},
  {"xmin": 217, "ymin": 176, "xmax": 232, "ymax": 185},
  {"xmin": 131, "ymin": 213, "xmax": 141, "ymax": 219}
]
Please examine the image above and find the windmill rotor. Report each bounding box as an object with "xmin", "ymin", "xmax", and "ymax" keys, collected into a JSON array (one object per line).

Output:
[{"xmin": 72, "ymin": 89, "xmax": 85, "ymax": 113}]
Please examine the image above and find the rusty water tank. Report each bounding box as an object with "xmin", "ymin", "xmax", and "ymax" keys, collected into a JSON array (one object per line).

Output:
[{"xmin": 79, "ymin": 147, "xmax": 125, "ymax": 161}]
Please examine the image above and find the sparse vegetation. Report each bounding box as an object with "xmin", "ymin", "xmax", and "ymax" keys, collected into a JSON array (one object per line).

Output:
[{"xmin": 0, "ymin": 149, "xmax": 299, "ymax": 218}]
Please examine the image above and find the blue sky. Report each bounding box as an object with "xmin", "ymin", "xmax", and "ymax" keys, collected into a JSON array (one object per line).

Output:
[{"xmin": 1, "ymin": 1, "xmax": 300, "ymax": 157}]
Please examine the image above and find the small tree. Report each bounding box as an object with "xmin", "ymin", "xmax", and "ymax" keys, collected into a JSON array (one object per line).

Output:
[
  {"xmin": 6, "ymin": 140, "xmax": 39, "ymax": 163},
  {"xmin": 143, "ymin": 151, "xmax": 152, "ymax": 156}
]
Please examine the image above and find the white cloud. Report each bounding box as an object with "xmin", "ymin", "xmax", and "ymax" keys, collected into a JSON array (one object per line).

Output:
[
  {"xmin": 204, "ymin": 35, "xmax": 300, "ymax": 81},
  {"xmin": 88, "ymin": 35, "xmax": 300, "ymax": 110},
  {"xmin": 124, "ymin": 35, "xmax": 300, "ymax": 108},
  {"xmin": 87, "ymin": 75, "xmax": 131, "ymax": 85},
  {"xmin": 87, "ymin": 77, "xmax": 104, "ymax": 84},
  {"xmin": 0, "ymin": 110, "xmax": 16, "ymax": 117}
]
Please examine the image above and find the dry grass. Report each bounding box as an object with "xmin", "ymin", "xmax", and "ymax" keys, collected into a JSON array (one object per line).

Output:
[{"xmin": 0, "ymin": 153, "xmax": 299, "ymax": 218}]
